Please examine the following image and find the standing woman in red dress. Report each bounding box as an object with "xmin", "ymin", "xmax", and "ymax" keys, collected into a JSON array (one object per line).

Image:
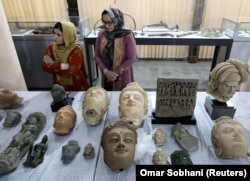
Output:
[
  {"xmin": 41, "ymin": 21, "xmax": 89, "ymax": 91},
  {"xmin": 94, "ymin": 7, "xmax": 137, "ymax": 91}
]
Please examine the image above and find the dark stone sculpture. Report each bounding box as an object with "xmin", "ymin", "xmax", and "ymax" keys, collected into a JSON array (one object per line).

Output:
[
  {"xmin": 61, "ymin": 140, "xmax": 80, "ymax": 164},
  {"xmin": 23, "ymin": 135, "xmax": 48, "ymax": 168},
  {"xmin": 50, "ymin": 84, "xmax": 74, "ymax": 112},
  {"xmin": 3, "ymin": 110, "xmax": 21, "ymax": 127},
  {"xmin": 0, "ymin": 112, "xmax": 46, "ymax": 174},
  {"xmin": 83, "ymin": 143, "xmax": 95, "ymax": 159},
  {"xmin": 170, "ymin": 150, "xmax": 193, "ymax": 165}
]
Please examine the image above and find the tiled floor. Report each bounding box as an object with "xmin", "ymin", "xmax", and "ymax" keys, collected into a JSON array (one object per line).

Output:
[{"xmin": 96, "ymin": 59, "xmax": 211, "ymax": 91}]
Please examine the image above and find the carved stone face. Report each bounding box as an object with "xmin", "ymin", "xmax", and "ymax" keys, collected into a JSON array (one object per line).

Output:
[
  {"xmin": 82, "ymin": 87, "xmax": 109, "ymax": 126},
  {"xmin": 211, "ymin": 116, "xmax": 249, "ymax": 158},
  {"xmin": 152, "ymin": 149, "xmax": 167, "ymax": 165},
  {"xmin": 101, "ymin": 121, "xmax": 137, "ymax": 172},
  {"xmin": 119, "ymin": 82, "xmax": 148, "ymax": 128},
  {"xmin": 0, "ymin": 88, "xmax": 23, "ymax": 109},
  {"xmin": 54, "ymin": 105, "xmax": 76, "ymax": 135},
  {"xmin": 3, "ymin": 111, "xmax": 21, "ymax": 127},
  {"xmin": 61, "ymin": 140, "xmax": 80, "ymax": 164},
  {"xmin": 154, "ymin": 128, "xmax": 166, "ymax": 146}
]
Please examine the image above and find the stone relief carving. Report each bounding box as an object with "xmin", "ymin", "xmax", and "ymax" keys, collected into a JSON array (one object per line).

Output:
[{"xmin": 155, "ymin": 78, "xmax": 198, "ymax": 118}]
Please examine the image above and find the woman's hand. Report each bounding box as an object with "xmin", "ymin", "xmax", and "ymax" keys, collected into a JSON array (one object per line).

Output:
[
  {"xmin": 104, "ymin": 69, "xmax": 118, "ymax": 82},
  {"xmin": 43, "ymin": 55, "xmax": 54, "ymax": 64}
]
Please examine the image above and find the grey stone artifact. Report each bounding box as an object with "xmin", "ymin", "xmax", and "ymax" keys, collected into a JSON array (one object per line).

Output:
[
  {"xmin": 51, "ymin": 84, "xmax": 66, "ymax": 104},
  {"xmin": 3, "ymin": 110, "xmax": 21, "ymax": 127},
  {"xmin": 118, "ymin": 82, "xmax": 148, "ymax": 128},
  {"xmin": 0, "ymin": 112, "xmax": 46, "ymax": 174},
  {"xmin": 207, "ymin": 59, "xmax": 249, "ymax": 102},
  {"xmin": 172, "ymin": 122, "xmax": 199, "ymax": 151},
  {"xmin": 170, "ymin": 150, "xmax": 193, "ymax": 165},
  {"xmin": 83, "ymin": 143, "xmax": 95, "ymax": 159},
  {"xmin": 23, "ymin": 135, "xmax": 48, "ymax": 168},
  {"xmin": 152, "ymin": 149, "xmax": 167, "ymax": 165},
  {"xmin": 0, "ymin": 88, "xmax": 23, "ymax": 109},
  {"xmin": 61, "ymin": 140, "xmax": 80, "ymax": 164},
  {"xmin": 211, "ymin": 116, "xmax": 250, "ymax": 159},
  {"xmin": 82, "ymin": 87, "xmax": 110, "ymax": 126},
  {"xmin": 155, "ymin": 78, "xmax": 198, "ymax": 118},
  {"xmin": 101, "ymin": 120, "xmax": 138, "ymax": 172},
  {"xmin": 153, "ymin": 128, "xmax": 166, "ymax": 146},
  {"xmin": 53, "ymin": 105, "xmax": 76, "ymax": 135}
]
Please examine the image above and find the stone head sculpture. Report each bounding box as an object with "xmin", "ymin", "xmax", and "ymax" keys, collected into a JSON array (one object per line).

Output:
[
  {"xmin": 118, "ymin": 82, "xmax": 148, "ymax": 128},
  {"xmin": 101, "ymin": 120, "xmax": 138, "ymax": 172},
  {"xmin": 0, "ymin": 88, "xmax": 23, "ymax": 109},
  {"xmin": 153, "ymin": 128, "xmax": 166, "ymax": 146},
  {"xmin": 53, "ymin": 105, "xmax": 76, "ymax": 135},
  {"xmin": 3, "ymin": 110, "xmax": 21, "ymax": 127},
  {"xmin": 152, "ymin": 149, "xmax": 167, "ymax": 165},
  {"xmin": 82, "ymin": 87, "xmax": 110, "ymax": 126},
  {"xmin": 207, "ymin": 59, "xmax": 249, "ymax": 102},
  {"xmin": 51, "ymin": 84, "xmax": 66, "ymax": 104},
  {"xmin": 211, "ymin": 116, "xmax": 250, "ymax": 159}
]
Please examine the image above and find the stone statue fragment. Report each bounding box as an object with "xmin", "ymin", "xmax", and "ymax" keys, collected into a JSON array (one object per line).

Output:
[
  {"xmin": 172, "ymin": 122, "xmax": 198, "ymax": 151},
  {"xmin": 61, "ymin": 140, "xmax": 80, "ymax": 164},
  {"xmin": 0, "ymin": 88, "xmax": 23, "ymax": 109},
  {"xmin": 3, "ymin": 110, "xmax": 21, "ymax": 127},
  {"xmin": 0, "ymin": 112, "xmax": 46, "ymax": 174}
]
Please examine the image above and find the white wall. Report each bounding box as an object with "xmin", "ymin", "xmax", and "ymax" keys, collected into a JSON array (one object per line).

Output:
[{"xmin": 0, "ymin": 0, "xmax": 27, "ymax": 90}]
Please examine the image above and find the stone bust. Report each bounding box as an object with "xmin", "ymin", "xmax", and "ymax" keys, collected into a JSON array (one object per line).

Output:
[
  {"xmin": 211, "ymin": 116, "xmax": 250, "ymax": 159},
  {"xmin": 101, "ymin": 120, "xmax": 138, "ymax": 172},
  {"xmin": 0, "ymin": 88, "xmax": 23, "ymax": 109},
  {"xmin": 207, "ymin": 59, "xmax": 249, "ymax": 102},
  {"xmin": 53, "ymin": 105, "xmax": 77, "ymax": 135},
  {"xmin": 82, "ymin": 87, "xmax": 110, "ymax": 126},
  {"xmin": 118, "ymin": 82, "xmax": 148, "ymax": 128}
]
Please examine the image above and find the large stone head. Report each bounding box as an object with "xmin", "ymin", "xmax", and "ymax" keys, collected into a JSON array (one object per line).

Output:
[{"xmin": 118, "ymin": 82, "xmax": 148, "ymax": 128}]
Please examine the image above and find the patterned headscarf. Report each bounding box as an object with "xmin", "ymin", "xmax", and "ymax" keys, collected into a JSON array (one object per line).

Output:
[{"xmin": 101, "ymin": 8, "xmax": 132, "ymax": 69}]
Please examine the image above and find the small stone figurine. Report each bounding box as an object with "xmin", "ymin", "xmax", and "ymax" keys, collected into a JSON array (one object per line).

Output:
[
  {"xmin": 23, "ymin": 135, "xmax": 48, "ymax": 168},
  {"xmin": 61, "ymin": 140, "xmax": 80, "ymax": 164},
  {"xmin": 83, "ymin": 143, "xmax": 95, "ymax": 159}
]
